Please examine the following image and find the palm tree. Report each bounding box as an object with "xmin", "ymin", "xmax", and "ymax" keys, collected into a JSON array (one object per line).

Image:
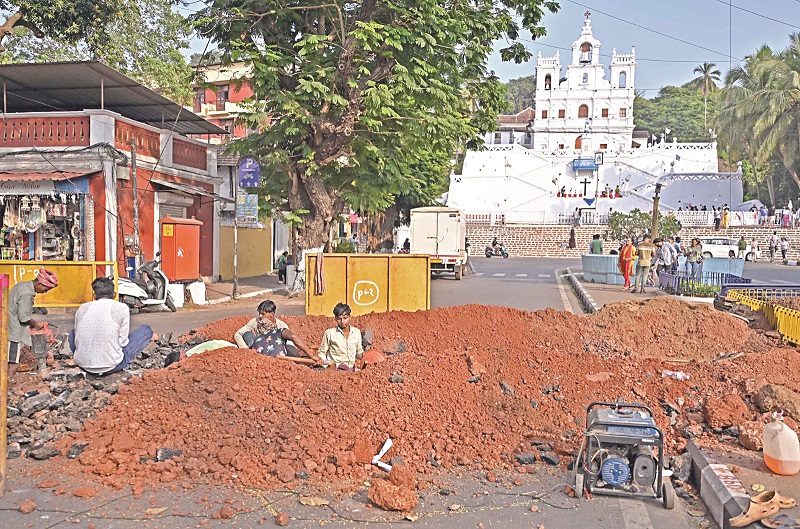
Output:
[{"xmin": 691, "ymin": 62, "xmax": 721, "ymax": 129}]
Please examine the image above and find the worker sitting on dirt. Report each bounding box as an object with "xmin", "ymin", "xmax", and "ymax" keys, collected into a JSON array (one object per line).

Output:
[
  {"xmin": 70, "ymin": 277, "xmax": 154, "ymax": 375},
  {"xmin": 7, "ymin": 268, "xmax": 59, "ymax": 379},
  {"xmin": 234, "ymin": 300, "xmax": 323, "ymax": 364},
  {"xmin": 318, "ymin": 303, "xmax": 364, "ymax": 370}
]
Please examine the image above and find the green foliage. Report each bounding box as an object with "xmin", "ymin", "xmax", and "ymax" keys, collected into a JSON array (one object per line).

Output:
[
  {"xmin": 682, "ymin": 281, "xmax": 720, "ymax": 298},
  {"xmin": 504, "ymin": 74, "xmax": 536, "ymax": 113},
  {"xmin": 333, "ymin": 241, "xmax": 355, "ymax": 253},
  {"xmin": 634, "ymin": 86, "xmax": 714, "ymax": 142},
  {"xmin": 0, "ymin": 0, "xmax": 123, "ymax": 46},
  {"xmin": 0, "ymin": 0, "xmax": 193, "ymax": 103},
  {"xmin": 195, "ymin": 0, "xmax": 560, "ymax": 247},
  {"xmin": 716, "ymin": 35, "xmax": 800, "ymax": 201},
  {"xmin": 605, "ymin": 209, "xmax": 681, "ymax": 242},
  {"xmin": 282, "ymin": 209, "xmax": 310, "ymax": 229}
]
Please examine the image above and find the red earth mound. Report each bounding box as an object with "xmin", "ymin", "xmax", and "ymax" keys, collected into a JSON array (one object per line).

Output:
[{"xmin": 59, "ymin": 300, "xmax": 797, "ymax": 493}]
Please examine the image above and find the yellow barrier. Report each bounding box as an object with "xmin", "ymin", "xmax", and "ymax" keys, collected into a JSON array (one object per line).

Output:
[
  {"xmin": 726, "ymin": 289, "xmax": 800, "ymax": 345},
  {"xmin": 305, "ymin": 254, "xmax": 430, "ymax": 317},
  {"xmin": 0, "ymin": 261, "xmax": 118, "ymax": 307}
]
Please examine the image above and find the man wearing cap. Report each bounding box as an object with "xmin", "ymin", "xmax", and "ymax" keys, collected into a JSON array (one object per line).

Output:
[
  {"xmin": 7, "ymin": 269, "xmax": 58, "ymax": 379},
  {"xmin": 69, "ymin": 277, "xmax": 154, "ymax": 376}
]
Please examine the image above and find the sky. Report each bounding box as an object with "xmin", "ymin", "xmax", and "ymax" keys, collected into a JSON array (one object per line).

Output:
[
  {"xmin": 488, "ymin": 0, "xmax": 800, "ymax": 96},
  {"xmin": 180, "ymin": 0, "xmax": 800, "ymax": 98}
]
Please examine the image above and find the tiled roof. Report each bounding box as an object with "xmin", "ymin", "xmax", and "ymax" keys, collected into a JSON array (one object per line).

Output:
[{"xmin": 497, "ymin": 107, "xmax": 535, "ymax": 124}]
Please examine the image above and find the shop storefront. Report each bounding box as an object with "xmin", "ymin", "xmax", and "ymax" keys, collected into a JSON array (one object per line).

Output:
[{"xmin": 0, "ymin": 172, "xmax": 98, "ymax": 262}]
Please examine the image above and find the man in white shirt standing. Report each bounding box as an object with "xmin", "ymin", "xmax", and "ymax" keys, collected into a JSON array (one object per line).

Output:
[{"xmin": 69, "ymin": 277, "xmax": 154, "ymax": 375}]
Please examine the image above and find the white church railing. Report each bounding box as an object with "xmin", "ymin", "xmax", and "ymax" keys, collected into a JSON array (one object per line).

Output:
[{"xmin": 464, "ymin": 210, "xmax": 758, "ymax": 227}]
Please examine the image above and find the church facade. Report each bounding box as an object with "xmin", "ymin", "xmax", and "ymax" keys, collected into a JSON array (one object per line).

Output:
[{"xmin": 446, "ymin": 15, "xmax": 744, "ymax": 223}]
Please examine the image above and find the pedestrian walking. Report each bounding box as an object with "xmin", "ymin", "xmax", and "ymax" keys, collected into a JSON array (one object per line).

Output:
[
  {"xmin": 618, "ymin": 237, "xmax": 636, "ymax": 290},
  {"xmin": 737, "ymin": 236, "xmax": 747, "ymax": 259},
  {"xmin": 685, "ymin": 238, "xmax": 704, "ymax": 280},
  {"xmin": 769, "ymin": 231, "xmax": 780, "ymax": 262},
  {"xmin": 751, "ymin": 238, "xmax": 760, "ymax": 262},
  {"xmin": 634, "ymin": 235, "xmax": 656, "ymax": 294},
  {"xmin": 589, "ymin": 234, "xmax": 603, "ymax": 255},
  {"xmin": 781, "ymin": 237, "xmax": 789, "ymax": 261},
  {"xmin": 713, "ymin": 207, "xmax": 721, "ymax": 230},
  {"xmin": 276, "ymin": 251, "xmax": 289, "ymax": 284}
]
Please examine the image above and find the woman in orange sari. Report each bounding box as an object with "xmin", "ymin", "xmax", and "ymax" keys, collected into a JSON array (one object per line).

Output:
[{"xmin": 618, "ymin": 237, "xmax": 637, "ymax": 289}]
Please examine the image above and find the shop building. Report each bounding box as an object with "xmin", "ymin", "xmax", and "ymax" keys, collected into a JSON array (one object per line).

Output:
[{"xmin": 0, "ymin": 61, "xmax": 228, "ymax": 279}]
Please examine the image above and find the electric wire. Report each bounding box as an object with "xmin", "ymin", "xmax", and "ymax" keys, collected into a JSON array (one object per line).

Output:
[
  {"xmin": 560, "ymin": 0, "xmax": 743, "ymax": 61},
  {"xmin": 710, "ymin": 0, "xmax": 800, "ymax": 31}
]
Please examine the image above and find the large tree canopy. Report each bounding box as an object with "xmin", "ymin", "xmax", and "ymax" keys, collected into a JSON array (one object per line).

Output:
[
  {"xmin": 1, "ymin": 0, "xmax": 193, "ymax": 103},
  {"xmin": 0, "ymin": 1, "xmax": 123, "ymax": 51},
  {"xmin": 504, "ymin": 74, "xmax": 536, "ymax": 113},
  {"xmin": 634, "ymin": 86, "xmax": 714, "ymax": 143},
  {"xmin": 195, "ymin": 0, "xmax": 559, "ymax": 248}
]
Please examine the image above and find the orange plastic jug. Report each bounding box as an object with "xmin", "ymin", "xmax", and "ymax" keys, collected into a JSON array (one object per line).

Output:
[{"xmin": 764, "ymin": 412, "xmax": 800, "ymax": 476}]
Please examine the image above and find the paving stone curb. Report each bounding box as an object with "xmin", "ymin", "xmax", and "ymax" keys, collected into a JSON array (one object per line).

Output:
[
  {"xmin": 686, "ymin": 440, "xmax": 750, "ymax": 529},
  {"xmin": 564, "ymin": 268, "xmax": 600, "ymax": 314}
]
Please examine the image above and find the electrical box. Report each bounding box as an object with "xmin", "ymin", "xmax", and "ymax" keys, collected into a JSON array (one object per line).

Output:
[{"xmin": 159, "ymin": 215, "xmax": 203, "ymax": 281}]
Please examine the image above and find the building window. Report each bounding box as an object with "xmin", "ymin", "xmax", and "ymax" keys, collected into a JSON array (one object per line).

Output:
[
  {"xmin": 216, "ymin": 84, "xmax": 229, "ymax": 110},
  {"xmin": 601, "ymin": 108, "xmax": 609, "ymax": 118},
  {"xmin": 575, "ymin": 137, "xmax": 582, "ymax": 149},
  {"xmin": 221, "ymin": 119, "xmax": 234, "ymax": 133},
  {"xmin": 578, "ymin": 104, "xmax": 589, "ymax": 118},
  {"xmin": 544, "ymin": 74, "xmax": 551, "ymax": 90},
  {"xmin": 600, "ymin": 143, "xmax": 608, "ymax": 150},
  {"xmin": 541, "ymin": 110, "xmax": 548, "ymax": 119},
  {"xmin": 558, "ymin": 109, "xmax": 565, "ymax": 118},
  {"xmin": 582, "ymin": 73, "xmax": 588, "ymax": 84},
  {"xmin": 558, "ymin": 144, "xmax": 565, "ymax": 150},
  {"xmin": 619, "ymin": 71, "xmax": 627, "ymax": 88},
  {"xmin": 194, "ymin": 88, "xmax": 205, "ymax": 104},
  {"xmin": 494, "ymin": 132, "xmax": 502, "ymax": 144},
  {"xmin": 619, "ymin": 107, "xmax": 627, "ymax": 118}
]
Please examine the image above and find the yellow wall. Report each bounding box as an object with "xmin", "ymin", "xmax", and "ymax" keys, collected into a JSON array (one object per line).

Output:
[{"xmin": 219, "ymin": 226, "xmax": 272, "ymax": 280}]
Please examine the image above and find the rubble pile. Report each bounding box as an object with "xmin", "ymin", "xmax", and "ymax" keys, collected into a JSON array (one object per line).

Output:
[
  {"xmin": 34, "ymin": 298, "xmax": 796, "ymax": 496},
  {"xmin": 6, "ymin": 332, "xmax": 191, "ymax": 460}
]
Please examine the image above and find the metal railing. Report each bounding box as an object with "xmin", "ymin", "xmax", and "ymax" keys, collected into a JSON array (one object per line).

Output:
[
  {"xmin": 658, "ymin": 270, "xmax": 752, "ymax": 297},
  {"xmin": 464, "ymin": 211, "xmax": 609, "ymax": 226},
  {"xmin": 726, "ymin": 286, "xmax": 800, "ymax": 345}
]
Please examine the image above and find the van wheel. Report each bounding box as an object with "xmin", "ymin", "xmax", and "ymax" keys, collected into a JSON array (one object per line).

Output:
[
  {"xmin": 745, "ymin": 252, "xmax": 755, "ymax": 261},
  {"xmin": 703, "ymin": 252, "xmax": 713, "ymax": 259},
  {"xmin": 165, "ymin": 293, "xmax": 177, "ymax": 312},
  {"xmin": 455, "ymin": 265, "xmax": 463, "ymax": 280}
]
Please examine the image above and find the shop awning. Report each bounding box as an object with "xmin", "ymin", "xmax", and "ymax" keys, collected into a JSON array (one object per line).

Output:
[
  {"xmin": 151, "ymin": 177, "xmax": 234, "ymax": 203},
  {"xmin": 0, "ymin": 170, "xmax": 100, "ymax": 194}
]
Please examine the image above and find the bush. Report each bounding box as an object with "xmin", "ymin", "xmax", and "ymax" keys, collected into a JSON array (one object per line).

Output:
[
  {"xmin": 334, "ymin": 241, "xmax": 356, "ymax": 253},
  {"xmin": 682, "ymin": 281, "xmax": 720, "ymax": 298}
]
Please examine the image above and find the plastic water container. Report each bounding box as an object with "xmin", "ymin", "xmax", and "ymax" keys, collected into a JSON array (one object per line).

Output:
[{"xmin": 763, "ymin": 411, "xmax": 800, "ymax": 476}]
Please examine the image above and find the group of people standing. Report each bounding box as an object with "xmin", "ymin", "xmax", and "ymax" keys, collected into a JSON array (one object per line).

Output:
[
  {"xmin": 755, "ymin": 203, "xmax": 800, "ymax": 228},
  {"xmin": 617, "ymin": 236, "xmax": 705, "ymax": 293}
]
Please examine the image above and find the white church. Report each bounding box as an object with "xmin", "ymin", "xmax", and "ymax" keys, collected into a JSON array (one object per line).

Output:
[{"xmin": 446, "ymin": 14, "xmax": 744, "ymax": 224}]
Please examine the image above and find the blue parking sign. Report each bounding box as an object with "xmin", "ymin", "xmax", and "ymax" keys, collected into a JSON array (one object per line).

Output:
[{"xmin": 238, "ymin": 157, "xmax": 260, "ymax": 188}]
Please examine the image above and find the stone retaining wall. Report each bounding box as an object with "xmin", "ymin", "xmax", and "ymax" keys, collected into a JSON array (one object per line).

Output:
[{"xmin": 466, "ymin": 224, "xmax": 800, "ymax": 260}]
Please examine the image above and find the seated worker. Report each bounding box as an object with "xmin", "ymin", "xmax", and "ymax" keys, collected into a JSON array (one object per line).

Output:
[
  {"xmin": 70, "ymin": 277, "xmax": 154, "ymax": 375},
  {"xmin": 234, "ymin": 300, "xmax": 322, "ymax": 363},
  {"xmin": 8, "ymin": 268, "xmax": 59, "ymax": 379},
  {"xmin": 318, "ymin": 303, "xmax": 364, "ymax": 370}
]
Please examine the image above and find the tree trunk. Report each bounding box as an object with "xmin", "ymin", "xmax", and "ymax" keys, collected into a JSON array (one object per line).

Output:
[
  {"xmin": 286, "ymin": 164, "xmax": 343, "ymax": 251},
  {"xmin": 766, "ymin": 170, "xmax": 776, "ymax": 206},
  {"xmin": 753, "ymin": 165, "xmax": 762, "ymax": 202}
]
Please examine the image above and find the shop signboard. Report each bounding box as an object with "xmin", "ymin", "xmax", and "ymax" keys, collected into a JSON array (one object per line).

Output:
[
  {"xmin": 0, "ymin": 180, "xmax": 55, "ymax": 194},
  {"xmin": 571, "ymin": 158, "xmax": 598, "ymax": 171}
]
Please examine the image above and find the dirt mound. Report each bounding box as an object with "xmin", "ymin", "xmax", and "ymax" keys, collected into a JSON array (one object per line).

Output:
[
  {"xmin": 773, "ymin": 297, "xmax": 800, "ymax": 312},
  {"xmin": 592, "ymin": 297, "xmax": 754, "ymax": 360},
  {"xmin": 58, "ymin": 299, "xmax": 795, "ymax": 493}
]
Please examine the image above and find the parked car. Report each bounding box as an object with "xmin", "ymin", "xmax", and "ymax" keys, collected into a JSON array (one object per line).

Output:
[{"xmin": 698, "ymin": 237, "xmax": 756, "ymax": 261}]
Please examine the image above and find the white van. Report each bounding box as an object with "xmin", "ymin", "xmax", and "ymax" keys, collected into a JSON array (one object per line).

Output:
[{"xmin": 698, "ymin": 237, "xmax": 756, "ymax": 260}]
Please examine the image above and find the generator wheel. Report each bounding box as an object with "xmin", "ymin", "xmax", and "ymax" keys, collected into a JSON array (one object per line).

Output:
[{"xmin": 662, "ymin": 480, "xmax": 675, "ymax": 510}]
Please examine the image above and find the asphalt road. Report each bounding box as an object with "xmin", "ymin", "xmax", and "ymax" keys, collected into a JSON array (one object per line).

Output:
[{"xmin": 742, "ymin": 260, "xmax": 800, "ymax": 284}]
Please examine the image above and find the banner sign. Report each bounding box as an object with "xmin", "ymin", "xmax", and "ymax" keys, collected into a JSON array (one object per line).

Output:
[
  {"xmin": 572, "ymin": 158, "xmax": 598, "ymax": 171},
  {"xmin": 236, "ymin": 193, "xmax": 258, "ymax": 222}
]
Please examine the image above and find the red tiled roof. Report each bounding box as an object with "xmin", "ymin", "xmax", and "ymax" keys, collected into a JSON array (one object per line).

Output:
[{"xmin": 497, "ymin": 107, "xmax": 535, "ymax": 124}]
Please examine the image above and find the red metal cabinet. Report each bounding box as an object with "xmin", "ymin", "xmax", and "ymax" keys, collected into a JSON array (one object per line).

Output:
[{"xmin": 159, "ymin": 216, "xmax": 203, "ymax": 281}]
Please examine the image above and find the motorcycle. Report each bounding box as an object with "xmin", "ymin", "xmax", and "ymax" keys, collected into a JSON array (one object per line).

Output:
[
  {"xmin": 118, "ymin": 254, "xmax": 177, "ymax": 312},
  {"xmin": 485, "ymin": 242, "xmax": 509, "ymax": 258}
]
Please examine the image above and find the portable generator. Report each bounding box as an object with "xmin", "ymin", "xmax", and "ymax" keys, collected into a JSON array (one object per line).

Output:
[{"xmin": 573, "ymin": 400, "xmax": 675, "ymax": 509}]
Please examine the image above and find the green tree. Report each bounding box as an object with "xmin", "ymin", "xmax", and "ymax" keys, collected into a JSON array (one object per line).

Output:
[
  {"xmin": 717, "ymin": 36, "xmax": 800, "ymax": 202},
  {"xmin": 0, "ymin": 1, "xmax": 123, "ymax": 52},
  {"xmin": 634, "ymin": 86, "xmax": 712, "ymax": 142},
  {"xmin": 689, "ymin": 62, "xmax": 720, "ymax": 129},
  {"xmin": 195, "ymin": 0, "xmax": 560, "ymax": 249},
  {"xmin": 0, "ymin": 0, "xmax": 193, "ymax": 103},
  {"xmin": 504, "ymin": 74, "xmax": 536, "ymax": 113},
  {"xmin": 605, "ymin": 209, "xmax": 680, "ymax": 242}
]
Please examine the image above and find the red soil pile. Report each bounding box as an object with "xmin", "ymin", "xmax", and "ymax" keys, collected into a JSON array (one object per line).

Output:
[
  {"xmin": 60, "ymin": 300, "xmax": 797, "ymax": 493},
  {"xmin": 773, "ymin": 297, "xmax": 800, "ymax": 312}
]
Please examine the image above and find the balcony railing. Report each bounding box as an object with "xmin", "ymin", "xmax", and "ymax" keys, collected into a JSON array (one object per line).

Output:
[
  {"xmin": 173, "ymin": 139, "xmax": 207, "ymax": 171},
  {"xmin": 0, "ymin": 117, "xmax": 90, "ymax": 147},
  {"xmin": 114, "ymin": 121, "xmax": 161, "ymax": 159}
]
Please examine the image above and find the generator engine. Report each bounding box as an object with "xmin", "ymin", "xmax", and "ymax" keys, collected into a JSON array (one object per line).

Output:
[{"xmin": 575, "ymin": 401, "xmax": 674, "ymax": 509}]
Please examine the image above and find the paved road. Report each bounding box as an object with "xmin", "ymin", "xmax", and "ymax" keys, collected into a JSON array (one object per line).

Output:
[
  {"xmin": 431, "ymin": 256, "xmax": 583, "ymax": 313},
  {"xmin": 742, "ymin": 261, "xmax": 800, "ymax": 284}
]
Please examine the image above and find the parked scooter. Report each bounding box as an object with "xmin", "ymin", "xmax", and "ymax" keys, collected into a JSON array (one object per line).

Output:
[
  {"xmin": 118, "ymin": 254, "xmax": 177, "ymax": 312},
  {"xmin": 485, "ymin": 242, "xmax": 509, "ymax": 258}
]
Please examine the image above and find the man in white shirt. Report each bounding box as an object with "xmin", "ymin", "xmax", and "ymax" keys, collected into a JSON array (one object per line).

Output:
[
  {"xmin": 69, "ymin": 277, "xmax": 154, "ymax": 375},
  {"xmin": 318, "ymin": 303, "xmax": 363, "ymax": 370}
]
